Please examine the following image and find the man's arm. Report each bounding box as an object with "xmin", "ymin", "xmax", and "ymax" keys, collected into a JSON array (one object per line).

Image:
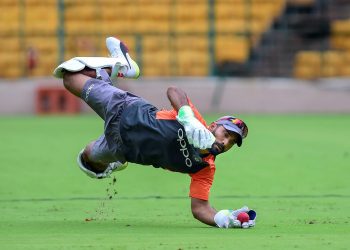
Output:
[
  {"xmin": 192, "ymin": 198, "xmax": 257, "ymax": 228},
  {"xmin": 167, "ymin": 86, "xmax": 189, "ymax": 111},
  {"xmin": 167, "ymin": 86, "xmax": 215, "ymax": 149},
  {"xmin": 191, "ymin": 197, "xmax": 217, "ymax": 226}
]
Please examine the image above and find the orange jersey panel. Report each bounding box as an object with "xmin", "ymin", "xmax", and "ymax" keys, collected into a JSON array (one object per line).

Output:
[
  {"xmin": 189, "ymin": 155, "xmax": 215, "ymax": 200},
  {"xmin": 156, "ymin": 109, "xmax": 177, "ymax": 120}
]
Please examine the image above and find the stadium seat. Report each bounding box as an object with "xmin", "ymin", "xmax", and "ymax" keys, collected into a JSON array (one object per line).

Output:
[
  {"xmin": 294, "ymin": 50, "xmax": 350, "ymax": 79},
  {"xmin": 215, "ymin": 18, "xmax": 246, "ymax": 33},
  {"xmin": 142, "ymin": 55, "xmax": 172, "ymax": 76},
  {"xmin": 215, "ymin": 36, "xmax": 250, "ymax": 63},
  {"xmin": 0, "ymin": 0, "xmax": 20, "ymax": 6},
  {"xmin": 295, "ymin": 51, "xmax": 322, "ymax": 66},
  {"xmin": 321, "ymin": 65, "xmax": 340, "ymax": 78},
  {"xmin": 332, "ymin": 19, "xmax": 350, "ymax": 35},
  {"xmin": 175, "ymin": 36, "xmax": 209, "ymax": 76},
  {"xmin": 321, "ymin": 51, "xmax": 348, "ymax": 78},
  {"xmin": 142, "ymin": 66, "xmax": 171, "ymax": 76},
  {"xmin": 0, "ymin": 51, "xmax": 24, "ymax": 78},
  {"xmin": 138, "ymin": 4, "xmax": 170, "ymax": 20},
  {"xmin": 1, "ymin": 67, "xmax": 23, "ymax": 78},
  {"xmin": 215, "ymin": 3, "xmax": 245, "ymax": 19},
  {"xmin": 23, "ymin": 2, "xmax": 58, "ymax": 35},
  {"xmin": 322, "ymin": 51, "xmax": 344, "ymax": 66},
  {"xmin": 0, "ymin": 52, "xmax": 22, "ymax": 67},
  {"xmin": 101, "ymin": 20, "xmax": 135, "ymax": 34},
  {"xmin": 142, "ymin": 36, "xmax": 171, "ymax": 52},
  {"xmin": 339, "ymin": 67, "xmax": 350, "ymax": 76},
  {"xmin": 142, "ymin": 41, "xmax": 172, "ymax": 76},
  {"xmin": 177, "ymin": 51, "xmax": 209, "ymax": 76},
  {"xmin": 65, "ymin": 36, "xmax": 104, "ymax": 57},
  {"xmin": 339, "ymin": 56, "xmax": 350, "ymax": 76},
  {"xmin": 137, "ymin": 20, "xmax": 170, "ymax": 33},
  {"xmin": 174, "ymin": 36, "xmax": 208, "ymax": 52},
  {"xmin": 343, "ymin": 51, "xmax": 350, "ymax": 63},
  {"xmin": 294, "ymin": 51, "xmax": 322, "ymax": 79},
  {"xmin": 0, "ymin": 37, "xmax": 21, "ymax": 52},
  {"xmin": 65, "ymin": 5, "xmax": 98, "ymax": 21},
  {"xmin": 0, "ymin": 5, "xmax": 20, "ymax": 35},
  {"xmin": 174, "ymin": 19, "xmax": 209, "ymax": 33},
  {"xmin": 330, "ymin": 35, "xmax": 350, "ymax": 50},
  {"xmin": 174, "ymin": 2, "xmax": 208, "ymax": 20},
  {"xmin": 294, "ymin": 65, "xmax": 320, "ymax": 79},
  {"xmin": 331, "ymin": 19, "xmax": 350, "ymax": 52}
]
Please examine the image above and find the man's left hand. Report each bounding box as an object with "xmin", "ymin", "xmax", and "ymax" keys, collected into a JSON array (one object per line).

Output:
[{"xmin": 214, "ymin": 207, "xmax": 257, "ymax": 229}]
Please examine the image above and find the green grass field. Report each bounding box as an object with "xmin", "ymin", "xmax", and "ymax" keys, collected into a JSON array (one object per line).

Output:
[{"xmin": 0, "ymin": 114, "xmax": 349, "ymax": 249}]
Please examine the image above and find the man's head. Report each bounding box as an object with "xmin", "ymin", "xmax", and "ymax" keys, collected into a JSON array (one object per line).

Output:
[{"xmin": 208, "ymin": 116, "xmax": 248, "ymax": 155}]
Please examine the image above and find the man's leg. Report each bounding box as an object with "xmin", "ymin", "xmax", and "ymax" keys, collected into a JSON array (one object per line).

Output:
[
  {"xmin": 62, "ymin": 67, "xmax": 112, "ymax": 98},
  {"xmin": 55, "ymin": 36, "xmax": 139, "ymax": 178},
  {"xmin": 54, "ymin": 37, "xmax": 140, "ymax": 80},
  {"xmin": 61, "ymin": 68, "xmax": 128, "ymax": 179}
]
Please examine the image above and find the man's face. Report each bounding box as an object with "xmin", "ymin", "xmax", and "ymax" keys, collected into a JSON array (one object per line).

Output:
[{"xmin": 208, "ymin": 123, "xmax": 240, "ymax": 155}]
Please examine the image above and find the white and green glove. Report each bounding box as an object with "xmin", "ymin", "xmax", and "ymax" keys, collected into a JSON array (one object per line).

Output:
[
  {"xmin": 176, "ymin": 105, "xmax": 215, "ymax": 149},
  {"xmin": 214, "ymin": 206, "xmax": 257, "ymax": 229}
]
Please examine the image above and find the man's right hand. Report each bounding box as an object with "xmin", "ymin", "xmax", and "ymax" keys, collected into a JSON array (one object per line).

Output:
[{"xmin": 176, "ymin": 105, "xmax": 215, "ymax": 149}]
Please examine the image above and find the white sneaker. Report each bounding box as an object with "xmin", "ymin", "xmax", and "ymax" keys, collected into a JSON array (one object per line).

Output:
[
  {"xmin": 106, "ymin": 37, "xmax": 140, "ymax": 79},
  {"xmin": 77, "ymin": 149, "xmax": 128, "ymax": 179}
]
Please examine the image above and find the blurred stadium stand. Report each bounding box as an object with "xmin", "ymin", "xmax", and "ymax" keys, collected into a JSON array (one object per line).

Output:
[{"xmin": 1, "ymin": 0, "xmax": 350, "ymax": 79}]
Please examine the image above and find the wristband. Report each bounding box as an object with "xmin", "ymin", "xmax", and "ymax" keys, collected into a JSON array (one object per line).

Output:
[
  {"xmin": 214, "ymin": 210, "xmax": 233, "ymax": 228},
  {"xmin": 177, "ymin": 105, "xmax": 194, "ymax": 122}
]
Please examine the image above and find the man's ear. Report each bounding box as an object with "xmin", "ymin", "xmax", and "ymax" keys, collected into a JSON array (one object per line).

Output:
[{"xmin": 208, "ymin": 122, "xmax": 217, "ymax": 132}]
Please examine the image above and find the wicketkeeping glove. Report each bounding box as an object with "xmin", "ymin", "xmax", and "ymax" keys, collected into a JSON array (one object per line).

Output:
[
  {"xmin": 176, "ymin": 105, "xmax": 215, "ymax": 149},
  {"xmin": 214, "ymin": 206, "xmax": 257, "ymax": 229}
]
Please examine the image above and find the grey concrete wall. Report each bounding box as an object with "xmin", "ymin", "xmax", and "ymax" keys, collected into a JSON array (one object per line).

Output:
[{"xmin": 0, "ymin": 76, "xmax": 350, "ymax": 115}]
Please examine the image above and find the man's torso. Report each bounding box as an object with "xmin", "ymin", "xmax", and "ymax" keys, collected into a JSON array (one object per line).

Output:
[{"xmin": 119, "ymin": 100, "xmax": 210, "ymax": 173}]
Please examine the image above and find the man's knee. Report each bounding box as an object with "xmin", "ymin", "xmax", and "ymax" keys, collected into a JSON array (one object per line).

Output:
[
  {"xmin": 82, "ymin": 142, "xmax": 109, "ymax": 171},
  {"xmin": 62, "ymin": 71, "xmax": 74, "ymax": 89},
  {"xmin": 82, "ymin": 142, "xmax": 94, "ymax": 162}
]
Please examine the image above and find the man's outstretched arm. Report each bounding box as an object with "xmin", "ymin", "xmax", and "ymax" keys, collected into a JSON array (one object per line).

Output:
[{"xmin": 191, "ymin": 197, "xmax": 217, "ymax": 226}]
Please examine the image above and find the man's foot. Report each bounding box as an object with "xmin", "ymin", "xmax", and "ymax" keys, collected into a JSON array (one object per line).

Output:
[
  {"xmin": 106, "ymin": 37, "xmax": 140, "ymax": 79},
  {"xmin": 77, "ymin": 149, "xmax": 128, "ymax": 179}
]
